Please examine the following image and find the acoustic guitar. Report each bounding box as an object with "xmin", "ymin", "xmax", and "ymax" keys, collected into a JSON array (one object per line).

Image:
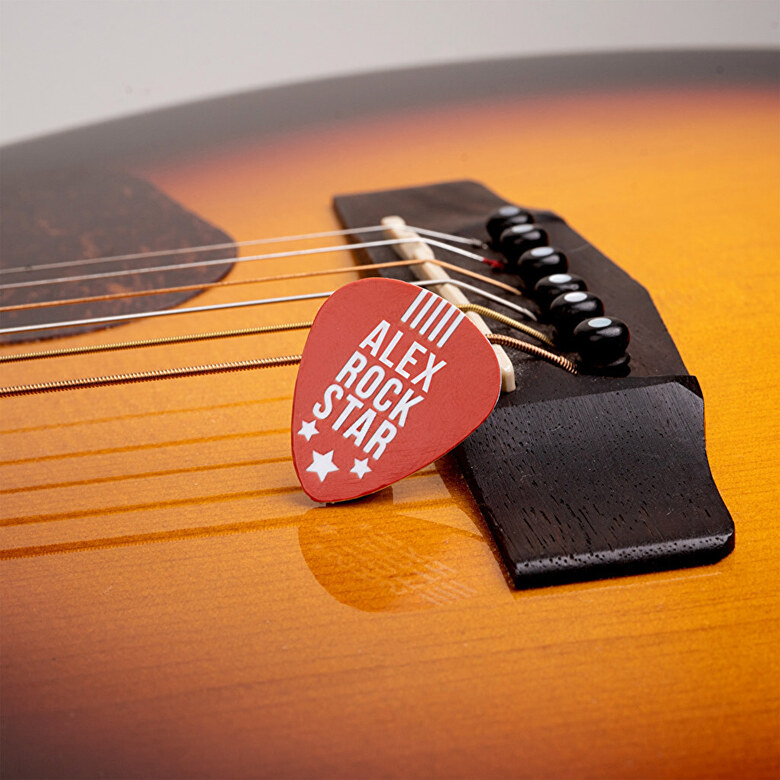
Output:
[{"xmin": 1, "ymin": 51, "xmax": 778, "ymax": 778}]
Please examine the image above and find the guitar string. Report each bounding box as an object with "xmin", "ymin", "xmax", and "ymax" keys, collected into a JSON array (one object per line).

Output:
[
  {"xmin": 0, "ymin": 304, "xmax": 553, "ymax": 365},
  {"xmin": 0, "ymin": 228, "xmax": 516, "ymax": 334},
  {"xmin": 0, "ymin": 354, "xmax": 305, "ymax": 398},
  {"xmin": 0, "ymin": 321, "xmax": 314, "ymax": 364},
  {"xmin": 0, "ymin": 333, "xmax": 574, "ymax": 398},
  {"xmin": 0, "ymin": 278, "xmax": 536, "ymax": 336},
  {"xmin": 0, "ymin": 257, "xmax": 519, "ymax": 314},
  {"xmin": 0, "ymin": 224, "xmax": 487, "ymax": 276},
  {"xmin": 0, "ymin": 225, "xmax": 579, "ymax": 397},
  {"xmin": 0, "ymin": 236, "xmax": 494, "ymax": 291},
  {"xmin": 0, "ymin": 242, "xmax": 555, "ymax": 370}
]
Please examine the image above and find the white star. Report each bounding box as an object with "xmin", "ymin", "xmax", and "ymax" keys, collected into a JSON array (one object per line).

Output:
[
  {"xmin": 297, "ymin": 419, "xmax": 319, "ymax": 442},
  {"xmin": 306, "ymin": 450, "xmax": 339, "ymax": 482},
  {"xmin": 350, "ymin": 458, "xmax": 371, "ymax": 479}
]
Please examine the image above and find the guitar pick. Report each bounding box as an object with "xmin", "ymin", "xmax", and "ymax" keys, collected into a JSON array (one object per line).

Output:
[{"xmin": 291, "ymin": 277, "xmax": 501, "ymax": 502}]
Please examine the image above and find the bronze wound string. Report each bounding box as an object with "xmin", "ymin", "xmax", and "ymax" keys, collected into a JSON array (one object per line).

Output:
[
  {"xmin": 0, "ymin": 333, "xmax": 573, "ymax": 398},
  {"xmin": 0, "ymin": 257, "xmax": 521, "ymax": 314},
  {"xmin": 0, "ymin": 301, "xmax": 553, "ymax": 365}
]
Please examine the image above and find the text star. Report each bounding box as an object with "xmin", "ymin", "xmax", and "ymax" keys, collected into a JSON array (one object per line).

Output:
[
  {"xmin": 298, "ymin": 419, "xmax": 319, "ymax": 441},
  {"xmin": 350, "ymin": 458, "xmax": 371, "ymax": 479},
  {"xmin": 306, "ymin": 450, "xmax": 339, "ymax": 482}
]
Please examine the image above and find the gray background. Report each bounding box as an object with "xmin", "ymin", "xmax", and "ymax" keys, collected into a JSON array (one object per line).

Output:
[{"xmin": 1, "ymin": 0, "xmax": 777, "ymax": 146}]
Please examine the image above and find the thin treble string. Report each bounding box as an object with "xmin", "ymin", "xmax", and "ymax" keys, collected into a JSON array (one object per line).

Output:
[
  {"xmin": 0, "ymin": 224, "xmax": 487, "ymax": 276},
  {"xmin": 0, "ymin": 257, "xmax": 521, "ymax": 314},
  {"xmin": 0, "ymin": 278, "xmax": 537, "ymax": 337},
  {"xmin": 0, "ymin": 292, "xmax": 331, "ymax": 336},
  {"xmin": 0, "ymin": 237, "xmax": 490, "ymax": 291}
]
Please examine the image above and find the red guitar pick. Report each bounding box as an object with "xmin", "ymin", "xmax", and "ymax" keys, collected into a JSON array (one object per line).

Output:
[{"xmin": 291, "ymin": 278, "xmax": 501, "ymax": 502}]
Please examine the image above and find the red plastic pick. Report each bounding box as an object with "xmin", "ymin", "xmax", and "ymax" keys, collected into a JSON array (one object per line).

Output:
[{"xmin": 291, "ymin": 278, "xmax": 501, "ymax": 502}]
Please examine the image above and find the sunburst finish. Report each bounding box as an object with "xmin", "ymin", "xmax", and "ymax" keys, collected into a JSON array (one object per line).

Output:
[{"xmin": 1, "ymin": 52, "xmax": 778, "ymax": 778}]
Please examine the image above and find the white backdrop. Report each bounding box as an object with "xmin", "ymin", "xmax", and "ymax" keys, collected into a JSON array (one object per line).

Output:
[{"xmin": 1, "ymin": 0, "xmax": 777, "ymax": 146}]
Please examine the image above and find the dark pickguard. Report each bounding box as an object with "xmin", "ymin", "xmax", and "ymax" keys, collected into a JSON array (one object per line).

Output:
[
  {"xmin": 334, "ymin": 180, "xmax": 734, "ymax": 588},
  {"xmin": 0, "ymin": 167, "xmax": 235, "ymax": 343}
]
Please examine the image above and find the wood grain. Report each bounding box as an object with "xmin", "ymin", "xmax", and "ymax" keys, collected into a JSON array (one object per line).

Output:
[{"xmin": 1, "ymin": 54, "xmax": 778, "ymax": 778}]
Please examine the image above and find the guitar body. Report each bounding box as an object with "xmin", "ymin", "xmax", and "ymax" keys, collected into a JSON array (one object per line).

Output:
[{"xmin": 1, "ymin": 52, "xmax": 778, "ymax": 778}]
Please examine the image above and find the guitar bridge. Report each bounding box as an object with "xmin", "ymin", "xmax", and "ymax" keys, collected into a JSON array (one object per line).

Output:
[{"xmin": 334, "ymin": 180, "xmax": 734, "ymax": 588}]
